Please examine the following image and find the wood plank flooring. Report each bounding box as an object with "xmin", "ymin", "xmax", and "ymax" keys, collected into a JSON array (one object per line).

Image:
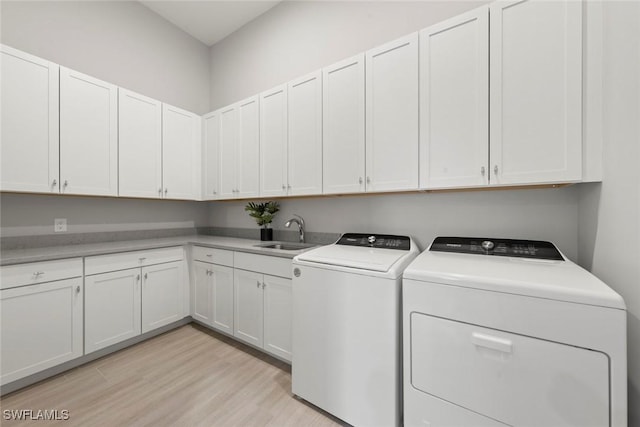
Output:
[{"xmin": 0, "ymin": 324, "xmax": 345, "ymax": 426}]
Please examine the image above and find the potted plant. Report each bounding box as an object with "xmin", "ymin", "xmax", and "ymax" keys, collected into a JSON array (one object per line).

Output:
[{"xmin": 245, "ymin": 201, "xmax": 280, "ymax": 241}]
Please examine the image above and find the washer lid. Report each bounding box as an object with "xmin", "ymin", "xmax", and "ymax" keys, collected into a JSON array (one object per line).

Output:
[
  {"xmin": 295, "ymin": 244, "xmax": 409, "ymax": 273},
  {"xmin": 403, "ymin": 250, "xmax": 626, "ymax": 310}
]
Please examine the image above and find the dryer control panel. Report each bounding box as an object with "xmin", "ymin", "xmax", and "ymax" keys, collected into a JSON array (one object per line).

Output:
[
  {"xmin": 337, "ymin": 233, "xmax": 411, "ymax": 250},
  {"xmin": 430, "ymin": 237, "xmax": 564, "ymax": 261}
]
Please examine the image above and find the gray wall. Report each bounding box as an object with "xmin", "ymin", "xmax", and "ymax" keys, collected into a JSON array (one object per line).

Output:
[
  {"xmin": 578, "ymin": 2, "xmax": 640, "ymax": 424},
  {"xmin": 0, "ymin": 0, "xmax": 210, "ymax": 114},
  {"xmin": 210, "ymin": 187, "xmax": 580, "ymax": 259},
  {"xmin": 209, "ymin": 0, "xmax": 487, "ymax": 110},
  {"xmin": 0, "ymin": 1, "xmax": 211, "ymax": 237},
  {"xmin": 208, "ymin": 0, "xmax": 640, "ymax": 421},
  {"xmin": 0, "ymin": 193, "xmax": 208, "ymax": 237}
]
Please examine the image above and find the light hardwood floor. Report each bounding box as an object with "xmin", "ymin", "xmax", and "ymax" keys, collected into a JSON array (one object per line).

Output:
[{"xmin": 0, "ymin": 324, "xmax": 345, "ymax": 426}]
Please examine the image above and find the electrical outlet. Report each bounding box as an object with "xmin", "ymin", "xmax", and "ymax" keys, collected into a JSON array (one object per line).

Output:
[{"xmin": 54, "ymin": 218, "xmax": 67, "ymax": 232}]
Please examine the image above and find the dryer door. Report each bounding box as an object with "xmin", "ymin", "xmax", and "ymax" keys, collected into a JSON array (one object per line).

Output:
[{"xmin": 410, "ymin": 313, "xmax": 609, "ymax": 427}]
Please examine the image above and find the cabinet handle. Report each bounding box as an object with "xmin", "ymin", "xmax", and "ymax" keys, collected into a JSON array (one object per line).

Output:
[
  {"xmin": 262, "ymin": 283, "xmax": 266, "ymax": 289},
  {"xmin": 206, "ymin": 269, "xmax": 211, "ymax": 276},
  {"xmin": 287, "ymin": 184, "xmax": 291, "ymax": 190},
  {"xmin": 158, "ymin": 188, "xmax": 162, "ymax": 196},
  {"xmin": 359, "ymin": 177, "xmax": 363, "ymax": 184},
  {"xmin": 33, "ymin": 271, "xmax": 44, "ymax": 278},
  {"xmin": 281, "ymin": 184, "xmax": 286, "ymax": 190},
  {"xmin": 63, "ymin": 180, "xmax": 68, "ymax": 191},
  {"xmin": 494, "ymin": 165, "xmax": 499, "ymax": 175},
  {"xmin": 206, "ymin": 253, "xmax": 213, "ymax": 257},
  {"xmin": 76, "ymin": 285, "xmax": 81, "ymax": 294},
  {"xmin": 52, "ymin": 179, "xmax": 57, "ymax": 188},
  {"xmin": 213, "ymin": 191, "xmax": 217, "ymax": 195},
  {"xmin": 481, "ymin": 166, "xmax": 486, "ymax": 176},
  {"xmin": 366, "ymin": 176, "xmax": 371, "ymax": 184},
  {"xmin": 164, "ymin": 188, "xmax": 168, "ymax": 195},
  {"xmin": 137, "ymin": 274, "xmax": 140, "ymax": 281},
  {"xmin": 139, "ymin": 257, "xmax": 146, "ymax": 263},
  {"xmin": 144, "ymin": 273, "xmax": 148, "ymax": 280},
  {"xmin": 256, "ymin": 280, "xmax": 260, "ymax": 288}
]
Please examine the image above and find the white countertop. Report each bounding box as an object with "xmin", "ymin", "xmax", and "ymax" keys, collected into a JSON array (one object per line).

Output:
[{"xmin": 0, "ymin": 235, "xmax": 319, "ymax": 266}]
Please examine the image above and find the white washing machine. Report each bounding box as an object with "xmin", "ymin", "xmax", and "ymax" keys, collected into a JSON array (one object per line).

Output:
[
  {"xmin": 292, "ymin": 233, "xmax": 419, "ymax": 427},
  {"xmin": 403, "ymin": 237, "xmax": 627, "ymax": 427}
]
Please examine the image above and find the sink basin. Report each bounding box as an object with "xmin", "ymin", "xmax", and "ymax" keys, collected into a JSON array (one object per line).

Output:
[{"xmin": 254, "ymin": 242, "xmax": 316, "ymax": 251}]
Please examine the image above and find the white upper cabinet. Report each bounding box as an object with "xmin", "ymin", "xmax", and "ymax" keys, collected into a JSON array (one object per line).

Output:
[
  {"xmin": 118, "ymin": 88, "xmax": 162, "ymax": 198},
  {"xmin": 260, "ymin": 84, "xmax": 288, "ymax": 197},
  {"xmin": 60, "ymin": 67, "xmax": 118, "ymax": 196},
  {"xmin": 287, "ymin": 71, "xmax": 323, "ymax": 196},
  {"xmin": 322, "ymin": 54, "xmax": 366, "ymax": 195},
  {"xmin": 365, "ymin": 33, "xmax": 419, "ymax": 192},
  {"xmin": 217, "ymin": 96, "xmax": 260, "ymax": 200},
  {"xmin": 420, "ymin": 7, "xmax": 489, "ymax": 190},
  {"xmin": 236, "ymin": 96, "xmax": 260, "ymax": 198},
  {"xmin": 202, "ymin": 110, "xmax": 221, "ymax": 200},
  {"xmin": 489, "ymin": 0, "xmax": 582, "ymax": 185},
  {"xmin": 219, "ymin": 104, "xmax": 239, "ymax": 199},
  {"xmin": 162, "ymin": 104, "xmax": 201, "ymax": 200},
  {"xmin": 1, "ymin": 45, "xmax": 60, "ymax": 194}
]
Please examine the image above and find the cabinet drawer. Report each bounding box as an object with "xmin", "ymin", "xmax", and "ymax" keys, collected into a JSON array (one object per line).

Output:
[
  {"xmin": 0, "ymin": 258, "xmax": 82, "ymax": 290},
  {"xmin": 192, "ymin": 246, "xmax": 233, "ymax": 266},
  {"xmin": 234, "ymin": 252, "xmax": 292, "ymax": 278},
  {"xmin": 85, "ymin": 247, "xmax": 183, "ymax": 276}
]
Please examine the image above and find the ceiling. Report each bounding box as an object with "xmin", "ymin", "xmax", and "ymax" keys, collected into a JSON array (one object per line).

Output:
[{"xmin": 140, "ymin": 1, "xmax": 281, "ymax": 47}]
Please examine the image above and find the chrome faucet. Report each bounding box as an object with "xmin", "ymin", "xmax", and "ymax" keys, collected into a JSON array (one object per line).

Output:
[{"xmin": 284, "ymin": 214, "xmax": 305, "ymax": 243}]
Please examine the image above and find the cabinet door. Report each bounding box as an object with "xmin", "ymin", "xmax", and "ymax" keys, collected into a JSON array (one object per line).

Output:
[
  {"xmin": 1, "ymin": 45, "xmax": 59, "ymax": 193},
  {"xmin": 192, "ymin": 261, "xmax": 212, "ymax": 325},
  {"xmin": 322, "ymin": 54, "xmax": 366, "ymax": 195},
  {"xmin": 259, "ymin": 85, "xmax": 288, "ymax": 197},
  {"xmin": 365, "ymin": 33, "xmax": 419, "ymax": 192},
  {"xmin": 219, "ymin": 105, "xmax": 238, "ymax": 199},
  {"xmin": 288, "ymin": 71, "xmax": 323, "ymax": 196},
  {"xmin": 141, "ymin": 261, "xmax": 184, "ymax": 333},
  {"xmin": 162, "ymin": 104, "xmax": 201, "ymax": 200},
  {"xmin": 211, "ymin": 264, "xmax": 234, "ymax": 335},
  {"xmin": 60, "ymin": 67, "xmax": 118, "ymax": 196},
  {"xmin": 202, "ymin": 111, "xmax": 221, "ymax": 200},
  {"xmin": 420, "ymin": 7, "xmax": 489, "ymax": 189},
  {"xmin": 489, "ymin": 0, "xmax": 582, "ymax": 185},
  {"xmin": 233, "ymin": 269, "xmax": 264, "ymax": 347},
  {"xmin": 263, "ymin": 275, "xmax": 292, "ymax": 362},
  {"xmin": 1, "ymin": 278, "xmax": 83, "ymax": 385},
  {"xmin": 118, "ymin": 88, "xmax": 162, "ymax": 198},
  {"xmin": 236, "ymin": 96, "xmax": 260, "ymax": 198},
  {"xmin": 85, "ymin": 268, "xmax": 141, "ymax": 354}
]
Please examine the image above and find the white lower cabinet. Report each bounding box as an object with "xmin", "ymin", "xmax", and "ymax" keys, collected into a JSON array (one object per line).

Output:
[
  {"xmin": 141, "ymin": 261, "xmax": 184, "ymax": 333},
  {"xmin": 85, "ymin": 268, "xmax": 141, "ymax": 354},
  {"xmin": 191, "ymin": 247, "xmax": 234, "ymax": 334},
  {"xmin": 0, "ymin": 259, "xmax": 83, "ymax": 386},
  {"xmin": 234, "ymin": 270, "xmax": 265, "ymax": 347},
  {"xmin": 262, "ymin": 274, "xmax": 293, "ymax": 361},
  {"xmin": 84, "ymin": 248, "xmax": 185, "ymax": 354},
  {"xmin": 234, "ymin": 268, "xmax": 292, "ymax": 362}
]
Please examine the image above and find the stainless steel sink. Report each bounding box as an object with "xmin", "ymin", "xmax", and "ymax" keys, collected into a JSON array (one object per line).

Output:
[{"xmin": 254, "ymin": 242, "xmax": 316, "ymax": 251}]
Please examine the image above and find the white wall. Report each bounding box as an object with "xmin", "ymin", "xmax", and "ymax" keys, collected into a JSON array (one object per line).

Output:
[
  {"xmin": 209, "ymin": 0, "xmax": 487, "ymax": 109},
  {"xmin": 578, "ymin": 2, "xmax": 640, "ymax": 424},
  {"xmin": 0, "ymin": 0, "xmax": 210, "ymax": 114}
]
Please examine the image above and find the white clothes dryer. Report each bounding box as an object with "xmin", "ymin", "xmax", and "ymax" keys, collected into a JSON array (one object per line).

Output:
[{"xmin": 402, "ymin": 237, "xmax": 627, "ymax": 427}]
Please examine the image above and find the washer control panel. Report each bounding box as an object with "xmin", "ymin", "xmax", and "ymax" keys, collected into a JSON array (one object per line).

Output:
[
  {"xmin": 430, "ymin": 237, "xmax": 564, "ymax": 260},
  {"xmin": 337, "ymin": 233, "xmax": 411, "ymax": 250}
]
